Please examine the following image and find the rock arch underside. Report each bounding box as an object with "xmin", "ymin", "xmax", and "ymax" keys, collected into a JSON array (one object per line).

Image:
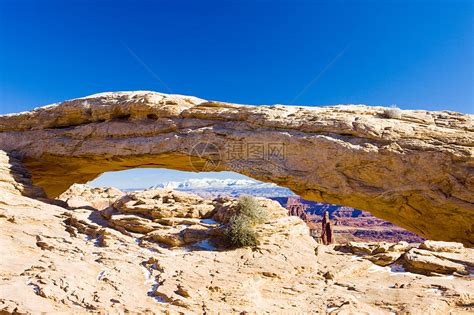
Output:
[{"xmin": 0, "ymin": 91, "xmax": 472, "ymax": 246}]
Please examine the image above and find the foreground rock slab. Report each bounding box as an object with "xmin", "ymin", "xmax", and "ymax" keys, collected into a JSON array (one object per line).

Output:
[
  {"xmin": 337, "ymin": 240, "xmax": 473, "ymax": 277},
  {"xmin": 0, "ymin": 92, "xmax": 472, "ymax": 245},
  {"xmin": 0, "ymin": 154, "xmax": 473, "ymax": 314},
  {"xmin": 1, "ymin": 190, "xmax": 473, "ymax": 313},
  {"xmin": 58, "ymin": 183, "xmax": 124, "ymax": 210}
]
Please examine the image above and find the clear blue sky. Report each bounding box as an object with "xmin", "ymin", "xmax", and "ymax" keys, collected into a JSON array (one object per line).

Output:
[{"xmin": 0, "ymin": 0, "xmax": 472, "ymax": 188}]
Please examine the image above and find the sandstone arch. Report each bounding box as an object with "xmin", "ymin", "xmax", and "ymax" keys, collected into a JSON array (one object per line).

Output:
[{"xmin": 0, "ymin": 91, "xmax": 472, "ymax": 246}]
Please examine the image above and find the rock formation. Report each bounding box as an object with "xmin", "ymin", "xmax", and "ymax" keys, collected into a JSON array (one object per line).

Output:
[
  {"xmin": 1, "ymin": 153, "xmax": 473, "ymax": 313},
  {"xmin": 275, "ymin": 196, "xmax": 428, "ymax": 244},
  {"xmin": 0, "ymin": 91, "xmax": 472, "ymax": 246},
  {"xmin": 286, "ymin": 196, "xmax": 309, "ymax": 220},
  {"xmin": 336, "ymin": 240, "xmax": 473, "ymax": 277},
  {"xmin": 58, "ymin": 184, "xmax": 124, "ymax": 210},
  {"xmin": 321, "ymin": 211, "xmax": 334, "ymax": 245}
]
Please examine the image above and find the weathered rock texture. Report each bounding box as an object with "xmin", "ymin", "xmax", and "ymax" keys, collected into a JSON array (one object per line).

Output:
[
  {"xmin": 1, "ymin": 162, "xmax": 473, "ymax": 313},
  {"xmin": 58, "ymin": 184, "xmax": 124, "ymax": 210},
  {"xmin": 0, "ymin": 91, "xmax": 473, "ymax": 245},
  {"xmin": 336, "ymin": 240, "xmax": 473, "ymax": 276}
]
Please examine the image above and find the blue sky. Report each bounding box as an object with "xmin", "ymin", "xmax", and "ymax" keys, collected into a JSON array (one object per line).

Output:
[{"xmin": 1, "ymin": 0, "xmax": 472, "ymax": 188}]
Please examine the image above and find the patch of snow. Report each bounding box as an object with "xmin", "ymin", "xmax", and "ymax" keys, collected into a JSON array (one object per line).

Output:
[
  {"xmin": 350, "ymin": 256, "xmax": 363, "ymax": 261},
  {"xmin": 138, "ymin": 247, "xmax": 159, "ymax": 255},
  {"xmin": 32, "ymin": 102, "xmax": 60, "ymax": 111},
  {"xmin": 3, "ymin": 111, "xmax": 31, "ymax": 117},
  {"xmin": 140, "ymin": 265, "xmax": 155, "ymax": 285},
  {"xmin": 194, "ymin": 239, "xmax": 217, "ymax": 251},
  {"xmin": 368, "ymin": 264, "xmax": 387, "ymax": 273},
  {"xmin": 432, "ymin": 275, "xmax": 454, "ymax": 280},
  {"xmin": 148, "ymin": 288, "xmax": 169, "ymax": 304},
  {"xmin": 152, "ymin": 178, "xmax": 273, "ymax": 190},
  {"xmin": 97, "ymin": 271, "xmax": 106, "ymax": 281},
  {"xmin": 424, "ymin": 288, "xmax": 442, "ymax": 295},
  {"xmin": 147, "ymin": 177, "xmax": 293, "ymax": 197},
  {"xmin": 28, "ymin": 282, "xmax": 41, "ymax": 295},
  {"xmin": 369, "ymin": 263, "xmax": 413, "ymax": 276},
  {"xmin": 83, "ymin": 91, "xmax": 153, "ymax": 99},
  {"xmin": 167, "ymin": 247, "xmax": 191, "ymax": 255},
  {"xmin": 389, "ymin": 264, "xmax": 406, "ymax": 273},
  {"xmin": 201, "ymin": 218, "xmax": 219, "ymax": 225},
  {"xmin": 177, "ymin": 224, "xmax": 192, "ymax": 230},
  {"xmin": 375, "ymin": 264, "xmax": 463, "ymax": 278},
  {"xmin": 145, "ymin": 276, "xmax": 170, "ymax": 304}
]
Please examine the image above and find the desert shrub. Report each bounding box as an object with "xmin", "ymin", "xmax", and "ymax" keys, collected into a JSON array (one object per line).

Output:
[
  {"xmin": 225, "ymin": 215, "xmax": 258, "ymax": 247},
  {"xmin": 382, "ymin": 106, "xmax": 402, "ymax": 119},
  {"xmin": 236, "ymin": 195, "xmax": 268, "ymax": 224},
  {"xmin": 224, "ymin": 196, "xmax": 268, "ymax": 247}
]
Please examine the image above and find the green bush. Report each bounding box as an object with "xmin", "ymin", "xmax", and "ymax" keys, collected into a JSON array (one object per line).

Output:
[
  {"xmin": 237, "ymin": 195, "xmax": 268, "ymax": 224},
  {"xmin": 383, "ymin": 107, "xmax": 402, "ymax": 119},
  {"xmin": 225, "ymin": 196, "xmax": 268, "ymax": 248},
  {"xmin": 225, "ymin": 215, "xmax": 258, "ymax": 247}
]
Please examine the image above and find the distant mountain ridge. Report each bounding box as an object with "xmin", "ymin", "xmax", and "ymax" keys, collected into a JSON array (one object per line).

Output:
[
  {"xmin": 137, "ymin": 178, "xmax": 424, "ymax": 243},
  {"xmin": 149, "ymin": 178, "xmax": 294, "ymax": 198}
]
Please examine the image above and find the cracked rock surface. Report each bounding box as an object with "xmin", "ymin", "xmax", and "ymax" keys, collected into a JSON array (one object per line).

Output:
[
  {"xmin": 0, "ymin": 91, "xmax": 472, "ymax": 245},
  {"xmin": 0, "ymin": 154, "xmax": 473, "ymax": 314}
]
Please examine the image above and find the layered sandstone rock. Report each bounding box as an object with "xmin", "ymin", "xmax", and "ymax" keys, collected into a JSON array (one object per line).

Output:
[
  {"xmin": 419, "ymin": 240, "xmax": 465, "ymax": 253},
  {"xmin": 107, "ymin": 189, "xmax": 288, "ymax": 249},
  {"xmin": 113, "ymin": 189, "xmax": 215, "ymax": 219},
  {"xmin": 0, "ymin": 150, "xmax": 45, "ymax": 199},
  {"xmin": 0, "ymin": 91, "xmax": 472, "ymax": 246},
  {"xmin": 336, "ymin": 240, "xmax": 474, "ymax": 277},
  {"xmin": 59, "ymin": 184, "xmax": 124, "ymax": 210},
  {"xmin": 1, "ymin": 156, "xmax": 473, "ymax": 314},
  {"xmin": 402, "ymin": 248, "xmax": 471, "ymax": 276}
]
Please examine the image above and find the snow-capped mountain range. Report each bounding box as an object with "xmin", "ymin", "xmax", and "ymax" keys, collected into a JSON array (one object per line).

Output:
[{"xmin": 149, "ymin": 178, "xmax": 294, "ymax": 198}]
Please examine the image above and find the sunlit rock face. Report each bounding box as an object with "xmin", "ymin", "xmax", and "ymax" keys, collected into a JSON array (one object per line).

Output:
[
  {"xmin": 0, "ymin": 91, "xmax": 472, "ymax": 246},
  {"xmin": 1, "ymin": 161, "xmax": 473, "ymax": 313},
  {"xmin": 58, "ymin": 184, "xmax": 124, "ymax": 210}
]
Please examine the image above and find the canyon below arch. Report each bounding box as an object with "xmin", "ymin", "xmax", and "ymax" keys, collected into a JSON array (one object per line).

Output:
[{"xmin": 0, "ymin": 91, "xmax": 472, "ymax": 246}]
